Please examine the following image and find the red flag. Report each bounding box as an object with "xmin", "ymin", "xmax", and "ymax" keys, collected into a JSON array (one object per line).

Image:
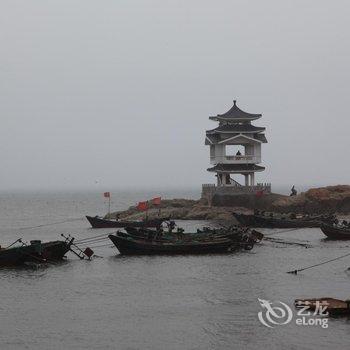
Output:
[
  {"xmin": 104, "ymin": 192, "xmax": 110, "ymax": 198},
  {"xmin": 137, "ymin": 201, "xmax": 148, "ymax": 211},
  {"xmin": 152, "ymin": 197, "xmax": 161, "ymax": 205},
  {"xmin": 256, "ymin": 190, "xmax": 264, "ymax": 197},
  {"xmin": 83, "ymin": 247, "xmax": 94, "ymax": 258}
]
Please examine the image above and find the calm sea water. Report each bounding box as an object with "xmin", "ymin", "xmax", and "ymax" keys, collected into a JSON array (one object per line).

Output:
[{"xmin": 0, "ymin": 190, "xmax": 349, "ymax": 350}]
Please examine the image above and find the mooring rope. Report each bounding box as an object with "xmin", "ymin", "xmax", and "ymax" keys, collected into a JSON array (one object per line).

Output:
[
  {"xmin": 15, "ymin": 217, "xmax": 84, "ymax": 230},
  {"xmin": 264, "ymin": 237, "xmax": 310, "ymax": 248},
  {"xmin": 77, "ymin": 237, "xmax": 110, "ymax": 246},
  {"xmin": 287, "ymin": 251, "xmax": 350, "ymax": 274},
  {"xmin": 75, "ymin": 232, "xmax": 111, "ymax": 243},
  {"xmin": 86, "ymin": 243, "xmax": 113, "ymax": 249},
  {"xmin": 263, "ymin": 227, "xmax": 302, "ymax": 236},
  {"xmin": 6, "ymin": 238, "xmax": 23, "ymax": 249}
]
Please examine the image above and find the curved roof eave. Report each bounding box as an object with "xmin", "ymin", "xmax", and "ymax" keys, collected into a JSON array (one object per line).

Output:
[
  {"xmin": 206, "ymin": 125, "xmax": 266, "ymax": 134},
  {"xmin": 207, "ymin": 164, "xmax": 265, "ymax": 173},
  {"xmin": 209, "ymin": 100, "xmax": 262, "ymax": 121}
]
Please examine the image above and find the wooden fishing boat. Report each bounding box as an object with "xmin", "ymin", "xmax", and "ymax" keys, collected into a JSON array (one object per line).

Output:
[
  {"xmin": 320, "ymin": 224, "xmax": 350, "ymax": 240},
  {"xmin": 85, "ymin": 215, "xmax": 168, "ymax": 229},
  {"xmin": 232, "ymin": 212, "xmax": 334, "ymax": 228},
  {"xmin": 125, "ymin": 226, "xmax": 264, "ymax": 243},
  {"xmin": 0, "ymin": 238, "xmax": 73, "ymax": 267},
  {"xmin": 295, "ymin": 298, "xmax": 350, "ymax": 316},
  {"xmin": 108, "ymin": 227, "xmax": 262, "ymax": 255},
  {"xmin": 109, "ymin": 233, "xmax": 239, "ymax": 255}
]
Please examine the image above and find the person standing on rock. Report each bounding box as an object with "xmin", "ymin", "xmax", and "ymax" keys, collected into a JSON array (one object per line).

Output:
[{"xmin": 290, "ymin": 185, "xmax": 297, "ymax": 196}]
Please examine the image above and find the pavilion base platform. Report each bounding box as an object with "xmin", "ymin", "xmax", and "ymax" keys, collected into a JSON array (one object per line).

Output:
[{"xmin": 201, "ymin": 184, "xmax": 286, "ymax": 209}]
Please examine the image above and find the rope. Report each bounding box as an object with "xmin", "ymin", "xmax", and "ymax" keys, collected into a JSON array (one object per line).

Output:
[
  {"xmin": 75, "ymin": 233, "xmax": 110, "ymax": 243},
  {"xmin": 86, "ymin": 243, "xmax": 113, "ymax": 249},
  {"xmin": 264, "ymin": 237, "xmax": 310, "ymax": 248},
  {"xmin": 20, "ymin": 251, "xmax": 57, "ymax": 265},
  {"xmin": 287, "ymin": 251, "xmax": 350, "ymax": 274},
  {"xmin": 6, "ymin": 238, "xmax": 23, "ymax": 249},
  {"xmin": 77, "ymin": 237, "xmax": 109, "ymax": 246},
  {"xmin": 16, "ymin": 218, "xmax": 84, "ymax": 230},
  {"xmin": 264, "ymin": 227, "xmax": 302, "ymax": 236}
]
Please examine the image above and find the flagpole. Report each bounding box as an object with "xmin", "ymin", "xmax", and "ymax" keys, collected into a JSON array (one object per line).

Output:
[{"xmin": 108, "ymin": 195, "xmax": 111, "ymax": 217}]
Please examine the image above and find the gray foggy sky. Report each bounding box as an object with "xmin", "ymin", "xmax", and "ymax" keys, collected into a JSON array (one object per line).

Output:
[{"xmin": 1, "ymin": 0, "xmax": 349, "ymax": 191}]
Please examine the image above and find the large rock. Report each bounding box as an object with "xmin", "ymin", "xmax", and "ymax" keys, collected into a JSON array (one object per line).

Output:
[
  {"xmin": 211, "ymin": 192, "xmax": 286, "ymax": 209},
  {"xmin": 272, "ymin": 185, "xmax": 350, "ymax": 214},
  {"xmin": 107, "ymin": 199, "xmax": 198, "ymax": 220},
  {"xmin": 108, "ymin": 199, "xmax": 244, "ymax": 223}
]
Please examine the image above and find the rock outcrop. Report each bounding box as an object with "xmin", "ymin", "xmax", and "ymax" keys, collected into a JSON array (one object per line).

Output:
[
  {"xmin": 107, "ymin": 198, "xmax": 250, "ymax": 222},
  {"xmin": 272, "ymin": 185, "xmax": 350, "ymax": 214},
  {"xmin": 210, "ymin": 192, "xmax": 287, "ymax": 209},
  {"xmin": 107, "ymin": 185, "xmax": 350, "ymax": 221}
]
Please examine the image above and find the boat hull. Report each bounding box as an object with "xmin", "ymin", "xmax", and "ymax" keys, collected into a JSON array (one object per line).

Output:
[
  {"xmin": 108, "ymin": 234, "xmax": 236, "ymax": 255},
  {"xmin": 295, "ymin": 298, "xmax": 350, "ymax": 316},
  {"xmin": 233, "ymin": 213, "xmax": 325, "ymax": 228},
  {"xmin": 86, "ymin": 216, "xmax": 166, "ymax": 229},
  {"xmin": 321, "ymin": 225, "xmax": 350, "ymax": 240},
  {"xmin": 0, "ymin": 240, "xmax": 71, "ymax": 267}
]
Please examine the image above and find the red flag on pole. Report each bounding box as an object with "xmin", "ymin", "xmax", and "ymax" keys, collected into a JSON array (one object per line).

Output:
[
  {"xmin": 152, "ymin": 197, "xmax": 161, "ymax": 205},
  {"xmin": 104, "ymin": 192, "xmax": 110, "ymax": 198},
  {"xmin": 137, "ymin": 201, "xmax": 148, "ymax": 211}
]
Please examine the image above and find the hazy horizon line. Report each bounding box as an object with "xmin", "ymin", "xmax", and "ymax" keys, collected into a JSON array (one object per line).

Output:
[{"xmin": 0, "ymin": 182, "xmax": 345, "ymax": 194}]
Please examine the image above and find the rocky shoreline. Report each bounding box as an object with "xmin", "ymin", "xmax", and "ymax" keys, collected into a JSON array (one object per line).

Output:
[
  {"xmin": 271, "ymin": 185, "xmax": 350, "ymax": 214},
  {"xmin": 107, "ymin": 185, "xmax": 350, "ymax": 222},
  {"xmin": 107, "ymin": 199, "xmax": 238, "ymax": 222}
]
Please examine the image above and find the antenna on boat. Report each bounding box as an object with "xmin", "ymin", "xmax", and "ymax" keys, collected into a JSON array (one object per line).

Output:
[
  {"xmin": 103, "ymin": 192, "xmax": 111, "ymax": 218},
  {"xmin": 5, "ymin": 238, "xmax": 23, "ymax": 249},
  {"xmin": 61, "ymin": 234, "xmax": 94, "ymax": 260}
]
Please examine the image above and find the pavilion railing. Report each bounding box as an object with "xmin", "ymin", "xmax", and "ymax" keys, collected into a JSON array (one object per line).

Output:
[{"xmin": 202, "ymin": 183, "xmax": 272, "ymax": 194}]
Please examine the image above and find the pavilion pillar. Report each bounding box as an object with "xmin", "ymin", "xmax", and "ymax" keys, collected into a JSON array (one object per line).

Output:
[
  {"xmin": 217, "ymin": 173, "xmax": 221, "ymax": 186},
  {"xmin": 250, "ymin": 173, "xmax": 255, "ymax": 186},
  {"xmin": 244, "ymin": 174, "xmax": 249, "ymax": 186}
]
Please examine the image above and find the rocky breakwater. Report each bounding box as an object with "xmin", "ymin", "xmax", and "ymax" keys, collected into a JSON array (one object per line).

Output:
[
  {"xmin": 272, "ymin": 185, "xmax": 350, "ymax": 214},
  {"xmin": 106, "ymin": 185, "xmax": 350, "ymax": 221},
  {"xmin": 107, "ymin": 198, "xmax": 250, "ymax": 222}
]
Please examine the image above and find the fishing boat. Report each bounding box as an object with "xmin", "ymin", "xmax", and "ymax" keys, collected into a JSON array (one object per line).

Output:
[
  {"xmin": 320, "ymin": 224, "xmax": 350, "ymax": 240},
  {"xmin": 125, "ymin": 225, "xmax": 264, "ymax": 242},
  {"xmin": 85, "ymin": 215, "xmax": 168, "ymax": 229},
  {"xmin": 0, "ymin": 238, "xmax": 74, "ymax": 267},
  {"xmin": 295, "ymin": 298, "xmax": 350, "ymax": 316},
  {"xmin": 108, "ymin": 226, "xmax": 262, "ymax": 255},
  {"xmin": 232, "ymin": 211, "xmax": 335, "ymax": 228}
]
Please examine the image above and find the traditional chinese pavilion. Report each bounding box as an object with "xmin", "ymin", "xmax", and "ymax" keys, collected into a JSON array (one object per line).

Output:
[{"xmin": 202, "ymin": 100, "xmax": 271, "ymax": 201}]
